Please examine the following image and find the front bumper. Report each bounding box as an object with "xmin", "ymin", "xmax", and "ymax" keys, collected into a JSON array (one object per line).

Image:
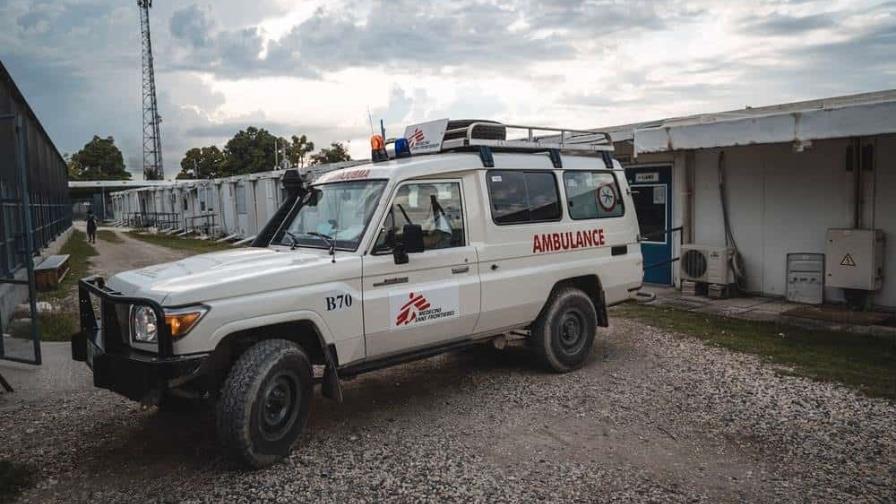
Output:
[{"xmin": 72, "ymin": 276, "xmax": 208, "ymax": 402}]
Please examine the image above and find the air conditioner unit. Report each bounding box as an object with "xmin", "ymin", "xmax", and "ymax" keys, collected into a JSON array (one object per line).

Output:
[{"xmin": 680, "ymin": 245, "xmax": 734, "ymax": 284}]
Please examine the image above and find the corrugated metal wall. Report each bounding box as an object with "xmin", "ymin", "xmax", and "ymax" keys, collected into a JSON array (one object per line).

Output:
[{"xmin": 0, "ymin": 61, "xmax": 71, "ymax": 278}]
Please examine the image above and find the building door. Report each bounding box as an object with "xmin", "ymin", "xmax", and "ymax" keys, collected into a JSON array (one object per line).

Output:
[{"xmin": 626, "ymin": 165, "xmax": 673, "ymax": 285}]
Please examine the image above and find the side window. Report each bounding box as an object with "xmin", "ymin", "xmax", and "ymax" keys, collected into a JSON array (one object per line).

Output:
[
  {"xmin": 375, "ymin": 181, "xmax": 465, "ymax": 251},
  {"xmin": 563, "ymin": 171, "xmax": 624, "ymax": 219},
  {"xmin": 487, "ymin": 170, "xmax": 561, "ymax": 224}
]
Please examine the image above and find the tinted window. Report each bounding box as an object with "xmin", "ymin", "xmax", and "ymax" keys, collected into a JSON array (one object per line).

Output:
[
  {"xmin": 630, "ymin": 185, "xmax": 665, "ymax": 243},
  {"xmin": 563, "ymin": 171, "xmax": 624, "ymax": 220},
  {"xmin": 487, "ymin": 170, "xmax": 561, "ymax": 224}
]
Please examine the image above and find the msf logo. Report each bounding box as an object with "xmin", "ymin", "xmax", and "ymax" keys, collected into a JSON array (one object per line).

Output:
[
  {"xmin": 395, "ymin": 292, "xmax": 430, "ymax": 326},
  {"xmin": 407, "ymin": 128, "xmax": 425, "ymax": 148}
]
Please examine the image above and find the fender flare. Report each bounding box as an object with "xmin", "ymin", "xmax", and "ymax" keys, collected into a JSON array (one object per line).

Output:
[
  {"xmin": 208, "ymin": 310, "xmax": 345, "ymax": 402},
  {"xmin": 208, "ymin": 309, "xmax": 335, "ymax": 350}
]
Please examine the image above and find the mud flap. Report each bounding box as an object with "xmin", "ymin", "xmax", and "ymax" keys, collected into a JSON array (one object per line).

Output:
[{"xmin": 321, "ymin": 344, "xmax": 343, "ymax": 403}]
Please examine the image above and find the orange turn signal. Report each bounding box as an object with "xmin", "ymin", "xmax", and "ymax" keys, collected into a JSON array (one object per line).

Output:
[{"xmin": 165, "ymin": 309, "xmax": 206, "ymax": 339}]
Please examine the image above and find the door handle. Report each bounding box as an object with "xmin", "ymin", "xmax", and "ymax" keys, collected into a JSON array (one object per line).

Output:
[
  {"xmin": 373, "ymin": 277, "xmax": 408, "ymax": 287},
  {"xmin": 451, "ymin": 266, "xmax": 469, "ymax": 274}
]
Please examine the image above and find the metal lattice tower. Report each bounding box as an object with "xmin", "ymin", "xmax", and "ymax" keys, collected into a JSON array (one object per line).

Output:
[{"xmin": 138, "ymin": 0, "xmax": 163, "ymax": 180}]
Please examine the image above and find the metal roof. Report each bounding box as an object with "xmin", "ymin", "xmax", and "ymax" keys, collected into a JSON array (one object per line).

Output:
[
  {"xmin": 69, "ymin": 180, "xmax": 177, "ymax": 189},
  {"xmin": 593, "ymin": 89, "xmax": 896, "ymax": 154},
  {"xmin": 0, "ymin": 59, "xmax": 66, "ymax": 166}
]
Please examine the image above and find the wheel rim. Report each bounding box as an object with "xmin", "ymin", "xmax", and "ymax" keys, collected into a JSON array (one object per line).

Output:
[
  {"xmin": 557, "ymin": 308, "xmax": 587, "ymax": 356},
  {"xmin": 258, "ymin": 371, "xmax": 300, "ymax": 441}
]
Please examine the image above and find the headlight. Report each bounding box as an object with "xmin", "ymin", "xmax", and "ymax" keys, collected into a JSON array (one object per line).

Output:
[
  {"xmin": 130, "ymin": 305, "xmax": 207, "ymax": 344},
  {"xmin": 130, "ymin": 305, "xmax": 158, "ymax": 343}
]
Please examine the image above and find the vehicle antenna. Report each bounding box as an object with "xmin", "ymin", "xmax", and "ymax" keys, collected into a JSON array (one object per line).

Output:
[{"xmin": 367, "ymin": 107, "xmax": 375, "ymax": 136}]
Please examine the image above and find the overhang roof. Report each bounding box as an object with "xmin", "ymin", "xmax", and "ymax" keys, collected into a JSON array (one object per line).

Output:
[{"xmin": 596, "ymin": 89, "xmax": 896, "ymax": 154}]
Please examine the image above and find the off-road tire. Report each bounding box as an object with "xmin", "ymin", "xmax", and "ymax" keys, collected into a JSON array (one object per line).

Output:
[
  {"xmin": 530, "ymin": 287, "xmax": 597, "ymax": 373},
  {"xmin": 216, "ymin": 339, "xmax": 312, "ymax": 468}
]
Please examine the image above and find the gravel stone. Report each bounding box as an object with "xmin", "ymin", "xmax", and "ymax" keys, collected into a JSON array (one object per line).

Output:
[{"xmin": 1, "ymin": 317, "xmax": 893, "ymax": 503}]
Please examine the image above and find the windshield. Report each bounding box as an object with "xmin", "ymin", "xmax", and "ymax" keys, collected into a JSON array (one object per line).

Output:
[{"xmin": 274, "ymin": 180, "xmax": 387, "ymax": 251}]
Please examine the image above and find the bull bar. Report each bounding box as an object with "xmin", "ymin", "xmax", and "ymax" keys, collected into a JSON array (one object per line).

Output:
[{"xmin": 71, "ymin": 276, "xmax": 207, "ymax": 402}]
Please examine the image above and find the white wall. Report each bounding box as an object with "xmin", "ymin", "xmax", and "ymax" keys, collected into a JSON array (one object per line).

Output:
[
  {"xmin": 872, "ymin": 135, "xmax": 896, "ymax": 306},
  {"xmin": 691, "ymin": 135, "xmax": 895, "ymax": 307}
]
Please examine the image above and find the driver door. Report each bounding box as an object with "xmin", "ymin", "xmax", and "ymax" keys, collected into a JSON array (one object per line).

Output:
[{"xmin": 362, "ymin": 180, "xmax": 480, "ymax": 358}]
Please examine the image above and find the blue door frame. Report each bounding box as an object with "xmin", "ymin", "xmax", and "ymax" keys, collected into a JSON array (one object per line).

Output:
[{"xmin": 626, "ymin": 165, "xmax": 673, "ymax": 285}]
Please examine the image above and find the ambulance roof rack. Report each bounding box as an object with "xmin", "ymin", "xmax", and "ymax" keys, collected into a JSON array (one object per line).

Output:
[
  {"xmin": 372, "ymin": 121, "xmax": 616, "ymax": 168},
  {"xmin": 440, "ymin": 122, "xmax": 615, "ymax": 154}
]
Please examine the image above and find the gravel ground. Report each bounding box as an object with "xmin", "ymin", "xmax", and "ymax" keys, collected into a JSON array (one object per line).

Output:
[{"xmin": 1, "ymin": 316, "xmax": 894, "ymax": 503}]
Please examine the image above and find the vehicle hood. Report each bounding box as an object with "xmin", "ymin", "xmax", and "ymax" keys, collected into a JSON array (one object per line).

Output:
[{"xmin": 106, "ymin": 247, "xmax": 354, "ymax": 306}]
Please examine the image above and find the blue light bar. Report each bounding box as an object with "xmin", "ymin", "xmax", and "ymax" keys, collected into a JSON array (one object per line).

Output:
[{"xmin": 394, "ymin": 138, "xmax": 411, "ymax": 158}]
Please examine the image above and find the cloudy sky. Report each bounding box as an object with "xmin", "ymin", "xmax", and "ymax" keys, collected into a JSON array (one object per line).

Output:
[{"xmin": 1, "ymin": 0, "xmax": 894, "ymax": 179}]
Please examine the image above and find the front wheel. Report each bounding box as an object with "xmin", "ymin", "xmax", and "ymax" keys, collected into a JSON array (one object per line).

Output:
[
  {"xmin": 530, "ymin": 287, "xmax": 598, "ymax": 372},
  {"xmin": 216, "ymin": 339, "xmax": 312, "ymax": 468}
]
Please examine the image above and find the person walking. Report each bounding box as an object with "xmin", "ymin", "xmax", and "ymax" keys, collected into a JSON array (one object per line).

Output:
[{"xmin": 86, "ymin": 208, "xmax": 97, "ymax": 244}]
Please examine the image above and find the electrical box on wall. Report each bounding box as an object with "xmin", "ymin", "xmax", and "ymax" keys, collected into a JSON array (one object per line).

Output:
[
  {"xmin": 825, "ymin": 229, "xmax": 885, "ymax": 290},
  {"xmin": 787, "ymin": 253, "xmax": 825, "ymax": 305}
]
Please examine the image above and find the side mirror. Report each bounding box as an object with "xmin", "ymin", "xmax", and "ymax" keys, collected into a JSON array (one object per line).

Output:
[
  {"xmin": 393, "ymin": 243, "xmax": 409, "ymax": 265},
  {"xmin": 392, "ymin": 224, "xmax": 424, "ymax": 265},
  {"xmin": 402, "ymin": 224, "xmax": 424, "ymax": 253}
]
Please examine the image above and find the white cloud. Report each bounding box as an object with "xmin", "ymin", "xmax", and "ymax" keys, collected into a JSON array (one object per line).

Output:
[{"xmin": 0, "ymin": 0, "xmax": 894, "ymax": 177}]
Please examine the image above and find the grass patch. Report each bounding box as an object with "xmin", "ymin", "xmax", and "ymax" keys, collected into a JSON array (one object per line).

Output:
[
  {"xmin": 0, "ymin": 460, "xmax": 36, "ymax": 502},
  {"xmin": 4, "ymin": 230, "xmax": 97, "ymax": 342},
  {"xmin": 39, "ymin": 229, "xmax": 97, "ymax": 303},
  {"xmin": 612, "ymin": 303, "xmax": 896, "ymax": 400},
  {"xmin": 9, "ymin": 312, "xmax": 78, "ymax": 342},
  {"xmin": 96, "ymin": 229, "xmax": 124, "ymax": 243},
  {"xmin": 125, "ymin": 231, "xmax": 234, "ymax": 254}
]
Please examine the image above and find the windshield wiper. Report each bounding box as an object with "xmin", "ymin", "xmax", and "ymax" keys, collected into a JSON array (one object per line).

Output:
[
  {"xmin": 306, "ymin": 232, "xmax": 336, "ymax": 257},
  {"xmin": 284, "ymin": 231, "xmax": 300, "ymax": 250}
]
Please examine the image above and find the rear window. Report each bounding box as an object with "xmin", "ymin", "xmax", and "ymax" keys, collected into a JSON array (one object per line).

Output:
[
  {"xmin": 563, "ymin": 171, "xmax": 624, "ymax": 219},
  {"xmin": 487, "ymin": 170, "xmax": 561, "ymax": 224}
]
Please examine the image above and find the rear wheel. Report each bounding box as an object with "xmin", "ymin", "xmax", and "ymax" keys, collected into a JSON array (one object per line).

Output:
[
  {"xmin": 530, "ymin": 288, "xmax": 597, "ymax": 372},
  {"xmin": 216, "ymin": 339, "xmax": 312, "ymax": 468}
]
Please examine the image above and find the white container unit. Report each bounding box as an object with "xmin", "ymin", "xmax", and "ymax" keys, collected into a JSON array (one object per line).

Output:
[
  {"xmin": 216, "ymin": 180, "xmax": 238, "ymax": 237},
  {"xmin": 252, "ymin": 172, "xmax": 285, "ymax": 235},
  {"xmin": 106, "ymin": 162, "xmax": 368, "ymax": 239}
]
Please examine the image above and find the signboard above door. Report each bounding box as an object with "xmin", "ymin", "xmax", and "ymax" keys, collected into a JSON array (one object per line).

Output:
[{"xmin": 635, "ymin": 172, "xmax": 660, "ymax": 183}]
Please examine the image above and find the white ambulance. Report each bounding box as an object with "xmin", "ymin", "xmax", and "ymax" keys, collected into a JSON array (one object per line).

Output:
[{"xmin": 72, "ymin": 120, "xmax": 643, "ymax": 467}]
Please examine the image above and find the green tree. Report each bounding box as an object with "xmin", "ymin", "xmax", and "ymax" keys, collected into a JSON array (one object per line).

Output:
[
  {"xmin": 286, "ymin": 134, "xmax": 315, "ymax": 169},
  {"xmin": 310, "ymin": 142, "xmax": 352, "ymax": 165},
  {"xmin": 177, "ymin": 146, "xmax": 226, "ymax": 179},
  {"xmin": 68, "ymin": 136, "xmax": 130, "ymax": 180},
  {"xmin": 222, "ymin": 126, "xmax": 284, "ymax": 175}
]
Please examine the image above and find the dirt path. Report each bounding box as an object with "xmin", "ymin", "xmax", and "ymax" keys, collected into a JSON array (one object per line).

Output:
[
  {"xmin": 85, "ymin": 224, "xmax": 195, "ymax": 278},
  {"xmin": 0, "ymin": 226, "xmax": 198, "ymax": 405}
]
